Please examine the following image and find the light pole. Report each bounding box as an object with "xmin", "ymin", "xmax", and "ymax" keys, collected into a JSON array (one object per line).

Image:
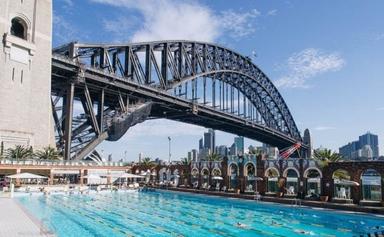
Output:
[{"xmin": 168, "ymin": 136, "xmax": 171, "ymax": 164}]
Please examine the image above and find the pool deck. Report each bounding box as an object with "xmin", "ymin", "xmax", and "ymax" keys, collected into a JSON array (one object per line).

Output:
[
  {"xmin": 0, "ymin": 197, "xmax": 54, "ymax": 237},
  {"xmin": 166, "ymin": 187, "xmax": 384, "ymax": 215}
]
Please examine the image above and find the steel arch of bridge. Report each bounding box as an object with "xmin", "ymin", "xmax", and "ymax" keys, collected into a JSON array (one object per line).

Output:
[{"xmin": 52, "ymin": 41, "xmax": 304, "ymax": 160}]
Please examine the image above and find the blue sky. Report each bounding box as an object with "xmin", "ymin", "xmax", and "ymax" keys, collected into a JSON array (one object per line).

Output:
[{"xmin": 53, "ymin": 0, "xmax": 384, "ymax": 161}]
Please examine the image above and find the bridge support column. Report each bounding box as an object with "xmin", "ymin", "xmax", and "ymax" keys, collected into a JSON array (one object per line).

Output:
[
  {"xmin": 79, "ymin": 169, "xmax": 84, "ymax": 186},
  {"xmin": 64, "ymin": 83, "xmax": 75, "ymax": 160}
]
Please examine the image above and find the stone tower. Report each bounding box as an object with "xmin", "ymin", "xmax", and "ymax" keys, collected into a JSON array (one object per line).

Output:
[
  {"xmin": 303, "ymin": 128, "xmax": 313, "ymax": 158},
  {"xmin": 0, "ymin": 0, "xmax": 54, "ymax": 150}
]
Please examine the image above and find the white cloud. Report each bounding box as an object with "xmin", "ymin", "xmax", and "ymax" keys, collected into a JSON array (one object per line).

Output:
[
  {"xmin": 313, "ymin": 126, "xmax": 336, "ymax": 131},
  {"xmin": 376, "ymin": 107, "xmax": 384, "ymax": 111},
  {"xmin": 219, "ymin": 9, "xmax": 260, "ymax": 38},
  {"xmin": 267, "ymin": 9, "xmax": 278, "ymax": 16},
  {"xmin": 92, "ymin": 0, "xmax": 260, "ymax": 42},
  {"xmin": 274, "ymin": 48, "xmax": 345, "ymax": 89},
  {"xmin": 102, "ymin": 16, "xmax": 140, "ymax": 42},
  {"xmin": 61, "ymin": 0, "xmax": 74, "ymax": 7},
  {"xmin": 53, "ymin": 13, "xmax": 78, "ymax": 44},
  {"xmin": 375, "ymin": 33, "xmax": 384, "ymax": 41}
]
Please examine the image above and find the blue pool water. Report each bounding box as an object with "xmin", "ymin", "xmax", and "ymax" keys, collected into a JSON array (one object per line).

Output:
[{"xmin": 17, "ymin": 190, "xmax": 384, "ymax": 237}]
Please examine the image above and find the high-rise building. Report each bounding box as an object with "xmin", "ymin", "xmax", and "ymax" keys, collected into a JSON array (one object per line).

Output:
[
  {"xmin": 229, "ymin": 143, "xmax": 237, "ymax": 156},
  {"xmin": 359, "ymin": 132, "xmax": 379, "ymax": 158},
  {"xmin": 204, "ymin": 129, "xmax": 215, "ymax": 153},
  {"xmin": 191, "ymin": 149, "xmax": 198, "ymax": 161},
  {"xmin": 234, "ymin": 136, "xmax": 244, "ymax": 155},
  {"xmin": 339, "ymin": 132, "xmax": 380, "ymax": 160},
  {"xmin": 217, "ymin": 145, "xmax": 228, "ymax": 157},
  {"xmin": 188, "ymin": 149, "xmax": 198, "ymax": 162},
  {"xmin": 199, "ymin": 138, "xmax": 204, "ymax": 150}
]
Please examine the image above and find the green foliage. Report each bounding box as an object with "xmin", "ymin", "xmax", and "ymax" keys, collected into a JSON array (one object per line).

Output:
[
  {"xmin": 34, "ymin": 146, "xmax": 61, "ymax": 160},
  {"xmin": 206, "ymin": 153, "xmax": 221, "ymax": 161},
  {"xmin": 141, "ymin": 157, "xmax": 155, "ymax": 168},
  {"xmin": 6, "ymin": 145, "xmax": 33, "ymax": 160},
  {"xmin": 181, "ymin": 157, "xmax": 192, "ymax": 166},
  {"xmin": 313, "ymin": 149, "xmax": 342, "ymax": 168},
  {"xmin": 332, "ymin": 169, "xmax": 350, "ymax": 180}
]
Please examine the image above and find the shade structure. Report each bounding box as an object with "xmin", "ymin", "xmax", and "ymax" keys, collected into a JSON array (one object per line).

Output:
[
  {"xmin": 119, "ymin": 173, "xmax": 144, "ymax": 179},
  {"xmin": 83, "ymin": 174, "xmax": 101, "ymax": 179},
  {"xmin": 7, "ymin": 172, "xmax": 48, "ymax": 179},
  {"xmin": 334, "ymin": 179, "xmax": 360, "ymax": 186},
  {"xmin": 212, "ymin": 176, "xmax": 223, "ymax": 180}
]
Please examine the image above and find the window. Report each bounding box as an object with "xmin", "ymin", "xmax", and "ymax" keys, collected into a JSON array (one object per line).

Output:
[
  {"xmin": 21, "ymin": 70, "xmax": 23, "ymax": 83},
  {"xmin": 11, "ymin": 18, "xmax": 27, "ymax": 39}
]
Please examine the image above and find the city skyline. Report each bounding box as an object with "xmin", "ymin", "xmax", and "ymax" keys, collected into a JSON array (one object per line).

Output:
[{"xmin": 53, "ymin": 0, "xmax": 384, "ymax": 161}]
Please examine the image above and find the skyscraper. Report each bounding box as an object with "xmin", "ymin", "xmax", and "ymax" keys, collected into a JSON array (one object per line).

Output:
[
  {"xmin": 234, "ymin": 136, "xmax": 244, "ymax": 155},
  {"xmin": 339, "ymin": 132, "xmax": 380, "ymax": 160},
  {"xmin": 199, "ymin": 138, "xmax": 204, "ymax": 150},
  {"xmin": 359, "ymin": 132, "xmax": 379, "ymax": 158},
  {"xmin": 217, "ymin": 145, "xmax": 228, "ymax": 157},
  {"xmin": 204, "ymin": 129, "xmax": 215, "ymax": 154}
]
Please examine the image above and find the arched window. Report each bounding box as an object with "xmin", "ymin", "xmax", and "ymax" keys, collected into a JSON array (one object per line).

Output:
[
  {"xmin": 11, "ymin": 18, "xmax": 27, "ymax": 39},
  {"xmin": 305, "ymin": 169, "xmax": 322, "ymax": 197},
  {"xmin": 285, "ymin": 169, "xmax": 299, "ymax": 195},
  {"xmin": 265, "ymin": 168, "xmax": 279, "ymax": 193},
  {"xmin": 361, "ymin": 169, "xmax": 382, "ymax": 201},
  {"xmin": 333, "ymin": 169, "xmax": 353, "ymax": 200},
  {"xmin": 229, "ymin": 163, "xmax": 238, "ymax": 190}
]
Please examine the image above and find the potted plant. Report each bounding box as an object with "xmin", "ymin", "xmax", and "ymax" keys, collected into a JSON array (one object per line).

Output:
[{"xmin": 320, "ymin": 194, "xmax": 329, "ymax": 202}]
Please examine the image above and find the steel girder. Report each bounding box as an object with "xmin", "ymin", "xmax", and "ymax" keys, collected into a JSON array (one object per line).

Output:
[{"xmin": 54, "ymin": 41, "xmax": 302, "ymax": 142}]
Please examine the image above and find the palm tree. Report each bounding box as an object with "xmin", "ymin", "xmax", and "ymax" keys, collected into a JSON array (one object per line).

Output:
[
  {"xmin": 313, "ymin": 149, "xmax": 342, "ymax": 168},
  {"xmin": 141, "ymin": 157, "xmax": 155, "ymax": 169},
  {"xmin": 35, "ymin": 146, "xmax": 61, "ymax": 160},
  {"xmin": 206, "ymin": 153, "xmax": 221, "ymax": 161},
  {"xmin": 6, "ymin": 145, "xmax": 33, "ymax": 160},
  {"xmin": 181, "ymin": 157, "xmax": 192, "ymax": 166}
]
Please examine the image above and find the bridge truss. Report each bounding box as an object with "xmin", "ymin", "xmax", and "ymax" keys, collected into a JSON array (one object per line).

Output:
[{"xmin": 51, "ymin": 41, "xmax": 307, "ymax": 160}]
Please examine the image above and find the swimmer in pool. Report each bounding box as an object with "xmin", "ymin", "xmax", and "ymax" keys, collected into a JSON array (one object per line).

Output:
[
  {"xmin": 271, "ymin": 220, "xmax": 283, "ymax": 227},
  {"xmin": 294, "ymin": 229, "xmax": 314, "ymax": 235},
  {"xmin": 236, "ymin": 222, "xmax": 249, "ymax": 229}
]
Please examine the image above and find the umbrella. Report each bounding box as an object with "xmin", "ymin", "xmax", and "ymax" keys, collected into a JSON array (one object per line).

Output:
[
  {"xmin": 212, "ymin": 176, "xmax": 223, "ymax": 180},
  {"xmin": 334, "ymin": 179, "xmax": 360, "ymax": 186},
  {"xmin": 7, "ymin": 172, "xmax": 48, "ymax": 179}
]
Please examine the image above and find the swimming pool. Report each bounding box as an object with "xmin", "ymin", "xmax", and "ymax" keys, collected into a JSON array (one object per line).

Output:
[{"xmin": 17, "ymin": 190, "xmax": 384, "ymax": 237}]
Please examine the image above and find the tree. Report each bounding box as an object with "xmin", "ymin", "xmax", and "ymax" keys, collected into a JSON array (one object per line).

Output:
[
  {"xmin": 6, "ymin": 145, "xmax": 33, "ymax": 160},
  {"xmin": 205, "ymin": 153, "xmax": 221, "ymax": 161},
  {"xmin": 141, "ymin": 157, "xmax": 155, "ymax": 169},
  {"xmin": 35, "ymin": 146, "xmax": 61, "ymax": 160},
  {"xmin": 313, "ymin": 149, "xmax": 342, "ymax": 168},
  {"xmin": 181, "ymin": 157, "xmax": 192, "ymax": 166}
]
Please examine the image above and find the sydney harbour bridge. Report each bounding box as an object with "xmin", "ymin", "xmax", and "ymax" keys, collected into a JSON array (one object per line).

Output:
[{"xmin": 51, "ymin": 41, "xmax": 308, "ymax": 160}]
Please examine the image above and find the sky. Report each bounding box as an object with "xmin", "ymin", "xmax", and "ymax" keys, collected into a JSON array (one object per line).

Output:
[{"xmin": 53, "ymin": 0, "xmax": 384, "ymax": 161}]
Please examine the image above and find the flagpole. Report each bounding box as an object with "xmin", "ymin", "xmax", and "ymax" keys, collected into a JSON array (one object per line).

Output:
[{"xmin": 168, "ymin": 136, "xmax": 171, "ymax": 164}]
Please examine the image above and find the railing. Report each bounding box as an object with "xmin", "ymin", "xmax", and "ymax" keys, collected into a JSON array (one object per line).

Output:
[{"xmin": 0, "ymin": 159, "xmax": 128, "ymax": 167}]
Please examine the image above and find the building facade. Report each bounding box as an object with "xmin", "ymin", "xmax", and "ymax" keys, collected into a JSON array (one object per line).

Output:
[
  {"xmin": 0, "ymin": 0, "xmax": 54, "ymax": 150},
  {"xmin": 339, "ymin": 132, "xmax": 380, "ymax": 160}
]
